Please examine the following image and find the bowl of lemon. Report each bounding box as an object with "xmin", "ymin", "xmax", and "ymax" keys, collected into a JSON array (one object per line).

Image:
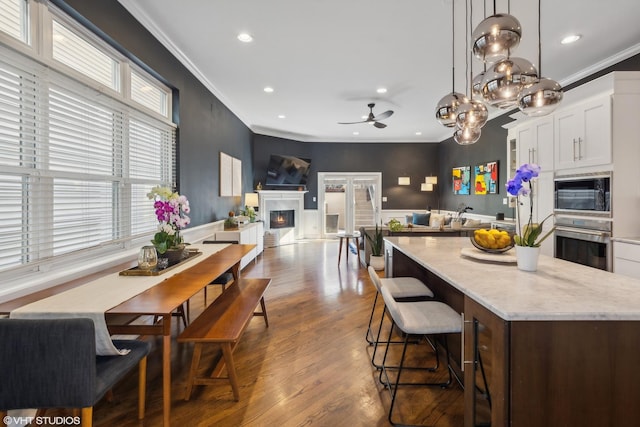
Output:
[{"xmin": 470, "ymin": 228, "xmax": 514, "ymax": 253}]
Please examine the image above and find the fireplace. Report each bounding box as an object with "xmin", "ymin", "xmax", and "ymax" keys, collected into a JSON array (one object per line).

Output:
[
  {"xmin": 258, "ymin": 190, "xmax": 307, "ymax": 246},
  {"xmin": 270, "ymin": 209, "xmax": 295, "ymax": 229}
]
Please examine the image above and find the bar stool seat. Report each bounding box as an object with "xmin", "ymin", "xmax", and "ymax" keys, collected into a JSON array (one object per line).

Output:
[
  {"xmin": 366, "ymin": 266, "xmax": 433, "ymax": 347},
  {"xmin": 378, "ymin": 284, "xmax": 462, "ymax": 426}
]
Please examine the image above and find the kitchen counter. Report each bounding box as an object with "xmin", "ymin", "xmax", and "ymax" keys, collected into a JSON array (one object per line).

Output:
[
  {"xmin": 385, "ymin": 236, "xmax": 640, "ymax": 321},
  {"xmin": 386, "ymin": 235, "xmax": 640, "ymax": 426}
]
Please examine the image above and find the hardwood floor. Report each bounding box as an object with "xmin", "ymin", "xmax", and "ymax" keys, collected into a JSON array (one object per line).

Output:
[{"xmin": 91, "ymin": 239, "xmax": 464, "ymax": 426}]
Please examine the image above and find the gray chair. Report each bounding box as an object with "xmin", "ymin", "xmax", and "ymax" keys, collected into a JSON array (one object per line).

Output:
[{"xmin": 0, "ymin": 318, "xmax": 150, "ymax": 427}]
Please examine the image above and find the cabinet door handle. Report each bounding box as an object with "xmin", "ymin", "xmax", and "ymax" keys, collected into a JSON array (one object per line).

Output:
[
  {"xmin": 572, "ymin": 138, "xmax": 577, "ymax": 161},
  {"xmin": 531, "ymin": 148, "xmax": 536, "ymax": 164},
  {"xmin": 577, "ymin": 137, "xmax": 583, "ymax": 160},
  {"xmin": 462, "ymin": 313, "xmax": 475, "ymax": 371}
]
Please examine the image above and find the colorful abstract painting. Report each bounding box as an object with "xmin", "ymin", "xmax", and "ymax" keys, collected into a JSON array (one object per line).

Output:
[
  {"xmin": 474, "ymin": 161, "xmax": 498, "ymax": 195},
  {"xmin": 452, "ymin": 166, "xmax": 471, "ymax": 195}
]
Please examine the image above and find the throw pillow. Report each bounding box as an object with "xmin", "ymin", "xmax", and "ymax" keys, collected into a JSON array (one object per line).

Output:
[
  {"xmin": 463, "ymin": 218, "xmax": 481, "ymax": 227},
  {"xmin": 412, "ymin": 212, "xmax": 431, "ymax": 226},
  {"xmin": 429, "ymin": 213, "xmax": 445, "ymax": 227}
]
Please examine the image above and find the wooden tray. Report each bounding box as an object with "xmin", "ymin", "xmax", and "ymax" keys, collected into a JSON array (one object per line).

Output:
[{"xmin": 119, "ymin": 249, "xmax": 202, "ymax": 276}]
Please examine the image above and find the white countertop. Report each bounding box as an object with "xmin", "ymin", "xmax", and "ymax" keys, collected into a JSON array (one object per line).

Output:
[{"xmin": 385, "ymin": 236, "xmax": 640, "ymax": 321}]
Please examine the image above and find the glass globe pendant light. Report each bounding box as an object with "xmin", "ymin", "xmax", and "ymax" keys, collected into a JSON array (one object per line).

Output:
[
  {"xmin": 472, "ymin": 71, "xmax": 485, "ymax": 98},
  {"xmin": 436, "ymin": 92, "xmax": 468, "ymax": 127},
  {"xmin": 456, "ymin": 99, "xmax": 488, "ymax": 129},
  {"xmin": 518, "ymin": 0, "xmax": 563, "ymax": 116},
  {"xmin": 435, "ymin": 0, "xmax": 466, "ymax": 127},
  {"xmin": 472, "ymin": 13, "xmax": 521, "ymax": 63},
  {"xmin": 481, "ymin": 57, "xmax": 537, "ymax": 109},
  {"xmin": 454, "ymin": 0, "xmax": 484, "ymax": 145},
  {"xmin": 518, "ymin": 77, "xmax": 563, "ymax": 116},
  {"xmin": 454, "ymin": 125, "xmax": 481, "ymax": 145}
]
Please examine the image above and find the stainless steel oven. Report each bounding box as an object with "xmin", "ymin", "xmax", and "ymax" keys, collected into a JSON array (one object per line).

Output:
[
  {"xmin": 554, "ymin": 172, "xmax": 611, "ymax": 217},
  {"xmin": 554, "ymin": 216, "xmax": 612, "ymax": 271}
]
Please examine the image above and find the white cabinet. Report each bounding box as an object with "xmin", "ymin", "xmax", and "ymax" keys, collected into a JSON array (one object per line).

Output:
[
  {"xmin": 613, "ymin": 241, "xmax": 640, "ymax": 280},
  {"xmin": 214, "ymin": 221, "xmax": 264, "ymax": 270},
  {"xmin": 554, "ymin": 95, "xmax": 612, "ymax": 170},
  {"xmin": 515, "ymin": 115, "xmax": 554, "ymax": 171}
]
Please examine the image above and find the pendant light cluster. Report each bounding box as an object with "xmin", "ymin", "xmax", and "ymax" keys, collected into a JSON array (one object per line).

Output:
[{"xmin": 435, "ymin": 0, "xmax": 563, "ymax": 145}]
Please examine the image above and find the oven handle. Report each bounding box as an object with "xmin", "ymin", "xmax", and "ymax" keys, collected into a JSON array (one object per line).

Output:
[{"xmin": 555, "ymin": 226, "xmax": 611, "ymax": 243}]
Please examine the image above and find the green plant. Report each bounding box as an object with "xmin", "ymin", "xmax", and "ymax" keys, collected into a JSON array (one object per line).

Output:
[{"xmin": 366, "ymin": 223, "xmax": 384, "ymax": 256}]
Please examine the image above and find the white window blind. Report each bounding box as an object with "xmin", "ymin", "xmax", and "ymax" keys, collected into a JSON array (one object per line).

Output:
[
  {"xmin": 51, "ymin": 19, "xmax": 120, "ymax": 92},
  {"xmin": 131, "ymin": 70, "xmax": 169, "ymax": 117},
  {"xmin": 0, "ymin": 10, "xmax": 176, "ymax": 279},
  {"xmin": 0, "ymin": 0, "xmax": 29, "ymax": 44}
]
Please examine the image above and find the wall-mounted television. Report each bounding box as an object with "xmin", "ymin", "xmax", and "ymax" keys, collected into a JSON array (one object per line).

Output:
[{"xmin": 265, "ymin": 154, "xmax": 311, "ymax": 188}]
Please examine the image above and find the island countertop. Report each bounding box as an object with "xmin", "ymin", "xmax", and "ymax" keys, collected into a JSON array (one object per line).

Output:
[{"xmin": 385, "ymin": 236, "xmax": 640, "ymax": 321}]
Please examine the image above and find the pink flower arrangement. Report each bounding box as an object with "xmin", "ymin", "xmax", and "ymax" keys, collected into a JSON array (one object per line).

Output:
[{"xmin": 147, "ymin": 186, "xmax": 190, "ymax": 253}]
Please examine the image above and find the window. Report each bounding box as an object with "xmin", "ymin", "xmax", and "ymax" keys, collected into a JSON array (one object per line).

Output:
[
  {"xmin": 0, "ymin": 0, "xmax": 29, "ymax": 44},
  {"xmin": 0, "ymin": 2, "xmax": 176, "ymax": 289}
]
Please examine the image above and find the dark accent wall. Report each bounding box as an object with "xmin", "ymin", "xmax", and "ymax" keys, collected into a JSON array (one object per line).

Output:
[
  {"xmin": 252, "ymin": 136, "xmax": 440, "ymax": 211},
  {"xmin": 61, "ymin": 0, "xmax": 254, "ymax": 226},
  {"xmin": 438, "ymin": 114, "xmax": 515, "ymax": 218}
]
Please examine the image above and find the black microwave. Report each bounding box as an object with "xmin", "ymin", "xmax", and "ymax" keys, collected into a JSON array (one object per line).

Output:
[{"xmin": 554, "ymin": 173, "xmax": 611, "ymax": 216}]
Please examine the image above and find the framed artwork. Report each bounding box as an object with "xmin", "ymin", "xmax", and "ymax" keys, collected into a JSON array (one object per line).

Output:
[
  {"xmin": 452, "ymin": 166, "xmax": 471, "ymax": 195},
  {"xmin": 220, "ymin": 152, "xmax": 242, "ymax": 197},
  {"xmin": 474, "ymin": 161, "xmax": 498, "ymax": 195},
  {"xmin": 220, "ymin": 152, "xmax": 232, "ymax": 196}
]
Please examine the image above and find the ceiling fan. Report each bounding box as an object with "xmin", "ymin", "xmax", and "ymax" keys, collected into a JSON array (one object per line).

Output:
[{"xmin": 338, "ymin": 103, "xmax": 394, "ymax": 128}]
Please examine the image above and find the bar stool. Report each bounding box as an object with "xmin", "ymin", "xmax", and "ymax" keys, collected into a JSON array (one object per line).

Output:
[
  {"xmin": 378, "ymin": 284, "xmax": 462, "ymax": 426},
  {"xmin": 366, "ymin": 267, "xmax": 434, "ymax": 369}
]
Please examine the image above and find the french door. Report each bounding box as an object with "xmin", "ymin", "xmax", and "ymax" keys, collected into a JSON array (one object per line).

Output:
[{"xmin": 317, "ymin": 172, "xmax": 382, "ymax": 237}]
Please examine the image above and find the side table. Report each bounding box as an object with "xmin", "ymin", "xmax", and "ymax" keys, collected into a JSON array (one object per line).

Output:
[{"xmin": 337, "ymin": 231, "xmax": 361, "ymax": 267}]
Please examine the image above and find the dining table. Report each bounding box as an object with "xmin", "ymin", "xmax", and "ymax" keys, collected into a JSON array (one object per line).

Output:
[{"xmin": 0, "ymin": 242, "xmax": 255, "ymax": 427}]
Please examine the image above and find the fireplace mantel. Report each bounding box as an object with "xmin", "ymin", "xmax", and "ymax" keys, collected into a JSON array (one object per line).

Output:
[{"xmin": 257, "ymin": 190, "xmax": 307, "ymax": 244}]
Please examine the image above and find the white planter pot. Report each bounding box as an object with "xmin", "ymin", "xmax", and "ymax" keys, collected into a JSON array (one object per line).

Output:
[
  {"xmin": 451, "ymin": 220, "xmax": 462, "ymax": 230},
  {"xmin": 515, "ymin": 245, "xmax": 540, "ymax": 272},
  {"xmin": 369, "ymin": 255, "xmax": 385, "ymax": 271}
]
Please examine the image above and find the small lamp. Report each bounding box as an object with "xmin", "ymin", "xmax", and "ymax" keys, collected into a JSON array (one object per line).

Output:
[
  {"xmin": 398, "ymin": 177, "xmax": 411, "ymax": 186},
  {"xmin": 245, "ymin": 192, "xmax": 259, "ymax": 209}
]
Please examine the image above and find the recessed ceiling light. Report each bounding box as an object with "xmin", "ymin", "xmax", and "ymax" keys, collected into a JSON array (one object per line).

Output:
[
  {"xmin": 263, "ymin": 87, "xmax": 274, "ymax": 93},
  {"xmin": 415, "ymin": 131, "xmax": 422, "ymax": 136},
  {"xmin": 278, "ymin": 114, "xmax": 286, "ymax": 119},
  {"xmin": 376, "ymin": 88, "xmax": 387, "ymax": 94},
  {"xmin": 237, "ymin": 33, "xmax": 253, "ymax": 43},
  {"xmin": 561, "ymin": 34, "xmax": 581, "ymax": 45},
  {"xmin": 353, "ymin": 131, "xmax": 360, "ymax": 135}
]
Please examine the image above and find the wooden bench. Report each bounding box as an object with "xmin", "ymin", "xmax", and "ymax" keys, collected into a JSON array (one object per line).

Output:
[{"xmin": 177, "ymin": 277, "xmax": 270, "ymax": 401}]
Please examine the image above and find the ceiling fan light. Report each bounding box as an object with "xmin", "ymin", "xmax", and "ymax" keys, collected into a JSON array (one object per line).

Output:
[
  {"xmin": 472, "ymin": 14, "xmax": 522, "ymax": 63},
  {"xmin": 435, "ymin": 92, "xmax": 468, "ymax": 128},
  {"xmin": 454, "ymin": 126, "xmax": 481, "ymax": 145},
  {"xmin": 518, "ymin": 77, "xmax": 564, "ymax": 117},
  {"xmin": 456, "ymin": 99, "xmax": 488, "ymax": 129},
  {"xmin": 481, "ymin": 57, "xmax": 538, "ymax": 109}
]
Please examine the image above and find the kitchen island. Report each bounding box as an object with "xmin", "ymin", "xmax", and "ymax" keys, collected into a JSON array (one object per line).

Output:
[{"xmin": 385, "ymin": 236, "xmax": 640, "ymax": 427}]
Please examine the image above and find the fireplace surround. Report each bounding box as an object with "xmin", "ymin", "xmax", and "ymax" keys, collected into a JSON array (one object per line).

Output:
[{"xmin": 258, "ymin": 190, "xmax": 307, "ymax": 245}]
